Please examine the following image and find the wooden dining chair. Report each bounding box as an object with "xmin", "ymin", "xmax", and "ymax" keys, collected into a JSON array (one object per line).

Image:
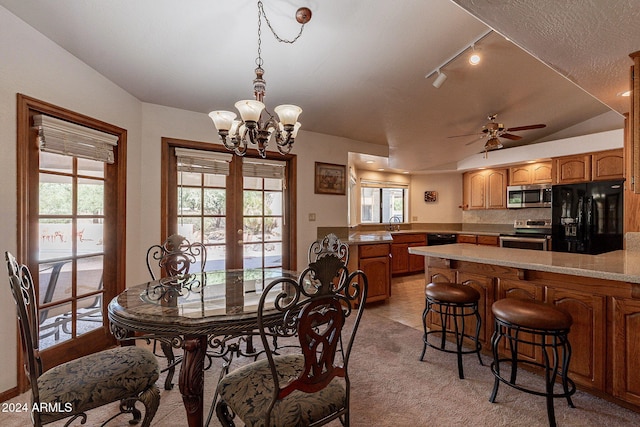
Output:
[
  {"xmin": 5, "ymin": 251, "xmax": 160, "ymax": 427},
  {"xmin": 145, "ymin": 234, "xmax": 207, "ymax": 390},
  {"xmin": 216, "ymin": 236, "xmax": 368, "ymax": 426}
]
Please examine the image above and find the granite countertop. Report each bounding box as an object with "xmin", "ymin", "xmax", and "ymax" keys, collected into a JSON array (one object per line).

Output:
[
  {"xmin": 346, "ymin": 229, "xmax": 501, "ymax": 245},
  {"xmin": 408, "ymin": 244, "xmax": 640, "ymax": 284}
]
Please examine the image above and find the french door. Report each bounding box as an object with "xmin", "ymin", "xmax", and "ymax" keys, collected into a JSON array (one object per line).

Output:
[
  {"xmin": 17, "ymin": 95, "xmax": 126, "ymax": 379},
  {"xmin": 162, "ymin": 138, "xmax": 296, "ymax": 272}
]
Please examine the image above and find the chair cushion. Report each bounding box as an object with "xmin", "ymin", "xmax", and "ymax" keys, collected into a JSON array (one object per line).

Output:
[
  {"xmin": 37, "ymin": 346, "xmax": 159, "ymax": 424},
  {"xmin": 492, "ymin": 298, "xmax": 573, "ymax": 330},
  {"xmin": 217, "ymin": 354, "xmax": 346, "ymax": 427},
  {"xmin": 426, "ymin": 282, "xmax": 480, "ymax": 304}
]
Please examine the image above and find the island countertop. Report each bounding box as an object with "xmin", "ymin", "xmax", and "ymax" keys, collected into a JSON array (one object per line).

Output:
[{"xmin": 408, "ymin": 244, "xmax": 640, "ymax": 284}]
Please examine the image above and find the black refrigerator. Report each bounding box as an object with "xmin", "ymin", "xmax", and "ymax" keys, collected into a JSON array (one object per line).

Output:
[{"xmin": 551, "ymin": 180, "xmax": 624, "ymax": 254}]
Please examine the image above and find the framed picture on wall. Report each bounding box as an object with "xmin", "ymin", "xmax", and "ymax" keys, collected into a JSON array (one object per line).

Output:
[
  {"xmin": 314, "ymin": 162, "xmax": 346, "ymax": 195},
  {"xmin": 424, "ymin": 191, "xmax": 438, "ymax": 202}
]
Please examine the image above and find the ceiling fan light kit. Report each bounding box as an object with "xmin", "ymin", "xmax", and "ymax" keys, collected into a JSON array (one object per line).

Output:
[
  {"xmin": 450, "ymin": 113, "xmax": 547, "ymax": 156},
  {"xmin": 209, "ymin": 1, "xmax": 311, "ymax": 158}
]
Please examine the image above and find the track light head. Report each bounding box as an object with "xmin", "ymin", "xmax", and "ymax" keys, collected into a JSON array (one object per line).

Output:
[{"xmin": 433, "ymin": 70, "xmax": 448, "ymax": 88}]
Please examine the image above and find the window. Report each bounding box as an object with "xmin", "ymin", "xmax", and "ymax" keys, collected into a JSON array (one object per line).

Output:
[
  {"xmin": 360, "ymin": 182, "xmax": 408, "ymax": 223},
  {"xmin": 162, "ymin": 139, "xmax": 296, "ymax": 272}
]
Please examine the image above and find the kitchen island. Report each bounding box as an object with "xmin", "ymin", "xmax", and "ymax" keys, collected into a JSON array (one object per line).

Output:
[{"xmin": 409, "ymin": 244, "xmax": 640, "ymax": 412}]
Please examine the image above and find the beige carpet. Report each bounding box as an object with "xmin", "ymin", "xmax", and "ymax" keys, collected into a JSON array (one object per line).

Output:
[{"xmin": 4, "ymin": 310, "xmax": 640, "ymax": 426}]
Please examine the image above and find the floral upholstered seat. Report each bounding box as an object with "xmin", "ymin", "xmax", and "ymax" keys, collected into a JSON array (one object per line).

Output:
[
  {"xmin": 217, "ymin": 354, "xmax": 346, "ymax": 427},
  {"xmin": 37, "ymin": 346, "xmax": 160, "ymax": 424}
]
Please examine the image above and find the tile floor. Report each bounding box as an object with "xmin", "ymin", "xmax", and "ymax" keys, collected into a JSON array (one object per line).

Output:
[{"xmin": 368, "ymin": 273, "xmax": 425, "ymax": 331}]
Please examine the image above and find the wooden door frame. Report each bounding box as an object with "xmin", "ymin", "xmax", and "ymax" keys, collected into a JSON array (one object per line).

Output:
[
  {"xmin": 161, "ymin": 138, "xmax": 297, "ymax": 270},
  {"xmin": 15, "ymin": 94, "xmax": 126, "ymax": 390}
]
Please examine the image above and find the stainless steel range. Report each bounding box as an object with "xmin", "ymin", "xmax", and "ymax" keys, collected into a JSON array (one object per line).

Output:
[{"xmin": 499, "ymin": 219, "xmax": 551, "ymax": 251}]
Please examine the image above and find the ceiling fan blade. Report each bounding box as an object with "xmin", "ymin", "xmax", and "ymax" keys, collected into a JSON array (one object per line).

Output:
[
  {"xmin": 500, "ymin": 133, "xmax": 522, "ymax": 141},
  {"xmin": 465, "ymin": 136, "xmax": 485, "ymax": 146},
  {"xmin": 448, "ymin": 132, "xmax": 483, "ymax": 139},
  {"xmin": 506, "ymin": 124, "xmax": 546, "ymax": 132}
]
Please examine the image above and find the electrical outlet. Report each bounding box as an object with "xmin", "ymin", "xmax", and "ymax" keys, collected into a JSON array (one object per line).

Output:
[
  {"xmin": 308, "ymin": 213, "xmax": 316, "ymax": 221},
  {"xmin": 412, "ymin": 216, "xmax": 418, "ymax": 221}
]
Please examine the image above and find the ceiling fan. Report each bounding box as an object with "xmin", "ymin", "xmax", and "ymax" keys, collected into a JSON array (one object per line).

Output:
[{"xmin": 449, "ymin": 114, "xmax": 547, "ymax": 153}]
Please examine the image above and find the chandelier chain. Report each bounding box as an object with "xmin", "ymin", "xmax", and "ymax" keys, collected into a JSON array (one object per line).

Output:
[{"xmin": 257, "ymin": 1, "xmax": 307, "ymax": 45}]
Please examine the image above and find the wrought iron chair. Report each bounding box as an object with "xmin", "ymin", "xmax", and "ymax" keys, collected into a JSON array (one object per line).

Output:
[
  {"xmin": 145, "ymin": 234, "xmax": 207, "ymax": 390},
  {"xmin": 5, "ymin": 251, "xmax": 160, "ymax": 427},
  {"xmin": 216, "ymin": 235, "xmax": 368, "ymax": 427}
]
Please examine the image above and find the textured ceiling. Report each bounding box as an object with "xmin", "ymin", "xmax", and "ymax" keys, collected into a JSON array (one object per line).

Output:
[
  {"xmin": 453, "ymin": 0, "xmax": 640, "ymax": 115},
  {"xmin": 1, "ymin": 0, "xmax": 633, "ymax": 172}
]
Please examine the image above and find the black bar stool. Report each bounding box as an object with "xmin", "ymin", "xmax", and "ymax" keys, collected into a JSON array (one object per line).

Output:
[
  {"xmin": 489, "ymin": 298, "xmax": 576, "ymax": 427},
  {"xmin": 420, "ymin": 281, "xmax": 483, "ymax": 379}
]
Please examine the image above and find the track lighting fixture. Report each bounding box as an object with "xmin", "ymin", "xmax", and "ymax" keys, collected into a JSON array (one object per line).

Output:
[{"xmin": 425, "ymin": 29, "xmax": 492, "ymax": 87}]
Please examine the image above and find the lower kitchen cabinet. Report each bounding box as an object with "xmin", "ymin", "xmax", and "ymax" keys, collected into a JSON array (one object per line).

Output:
[
  {"xmin": 496, "ymin": 279, "xmax": 544, "ymax": 364},
  {"xmin": 357, "ymin": 243, "xmax": 391, "ymax": 303},
  {"xmin": 547, "ymin": 287, "xmax": 606, "ymax": 391},
  {"xmin": 612, "ymin": 297, "xmax": 640, "ymax": 405},
  {"xmin": 391, "ymin": 233, "xmax": 427, "ymax": 276},
  {"xmin": 457, "ymin": 272, "xmax": 494, "ymax": 348}
]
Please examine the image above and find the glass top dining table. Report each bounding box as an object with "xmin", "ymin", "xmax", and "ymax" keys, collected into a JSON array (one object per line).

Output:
[{"xmin": 107, "ymin": 268, "xmax": 299, "ymax": 427}]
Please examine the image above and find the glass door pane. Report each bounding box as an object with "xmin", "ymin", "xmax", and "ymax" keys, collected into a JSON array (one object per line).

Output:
[
  {"xmin": 37, "ymin": 151, "xmax": 105, "ymax": 350},
  {"xmin": 243, "ymin": 176, "xmax": 284, "ymax": 270},
  {"xmin": 177, "ymin": 170, "xmax": 226, "ymax": 271}
]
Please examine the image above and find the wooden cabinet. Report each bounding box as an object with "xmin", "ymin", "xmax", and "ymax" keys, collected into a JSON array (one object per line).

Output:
[
  {"xmin": 497, "ymin": 279, "xmax": 544, "ymax": 364},
  {"xmin": 591, "ymin": 149, "xmax": 624, "ymax": 181},
  {"xmin": 357, "ymin": 243, "xmax": 391, "ymax": 303},
  {"xmin": 553, "ymin": 149, "xmax": 623, "ymax": 184},
  {"xmin": 554, "ymin": 154, "xmax": 591, "ymax": 184},
  {"xmin": 391, "ymin": 233, "xmax": 426, "ymax": 276},
  {"xmin": 462, "ymin": 169, "xmax": 507, "ymax": 210},
  {"xmin": 457, "ymin": 272, "xmax": 494, "ymax": 347},
  {"xmin": 457, "ymin": 234, "xmax": 477, "ymax": 244},
  {"xmin": 612, "ymin": 297, "xmax": 640, "ymax": 405},
  {"xmin": 477, "ymin": 235, "xmax": 499, "ymax": 246},
  {"xmin": 457, "ymin": 234, "xmax": 499, "ymax": 246},
  {"xmin": 547, "ymin": 287, "xmax": 606, "ymax": 391},
  {"xmin": 509, "ymin": 161, "xmax": 553, "ymax": 185}
]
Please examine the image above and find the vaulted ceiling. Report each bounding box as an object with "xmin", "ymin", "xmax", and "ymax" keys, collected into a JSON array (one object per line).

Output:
[{"xmin": 2, "ymin": 0, "xmax": 637, "ymax": 172}]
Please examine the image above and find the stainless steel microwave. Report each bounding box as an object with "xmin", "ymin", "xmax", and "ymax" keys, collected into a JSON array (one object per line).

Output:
[{"xmin": 506, "ymin": 184, "xmax": 552, "ymax": 208}]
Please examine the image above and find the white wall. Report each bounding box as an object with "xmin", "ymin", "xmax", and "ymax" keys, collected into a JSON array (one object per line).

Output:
[{"xmin": 410, "ymin": 173, "xmax": 463, "ymax": 223}]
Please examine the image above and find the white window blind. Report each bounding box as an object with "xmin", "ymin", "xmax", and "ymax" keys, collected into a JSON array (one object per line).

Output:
[
  {"xmin": 34, "ymin": 114, "xmax": 119, "ymax": 164},
  {"xmin": 242, "ymin": 158, "xmax": 286, "ymax": 179},
  {"xmin": 175, "ymin": 148, "xmax": 233, "ymax": 175},
  {"xmin": 360, "ymin": 179, "xmax": 409, "ymax": 189}
]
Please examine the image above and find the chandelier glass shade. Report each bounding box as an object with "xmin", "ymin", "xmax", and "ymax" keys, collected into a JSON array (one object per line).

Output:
[{"xmin": 209, "ymin": 1, "xmax": 310, "ymax": 158}]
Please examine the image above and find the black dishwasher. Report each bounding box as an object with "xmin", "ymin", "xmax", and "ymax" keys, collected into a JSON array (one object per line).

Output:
[{"xmin": 426, "ymin": 233, "xmax": 457, "ymax": 245}]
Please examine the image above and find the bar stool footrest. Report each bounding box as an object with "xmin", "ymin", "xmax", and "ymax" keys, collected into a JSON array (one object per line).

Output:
[
  {"xmin": 423, "ymin": 330, "xmax": 482, "ymax": 356},
  {"xmin": 490, "ymin": 359, "xmax": 577, "ymax": 401}
]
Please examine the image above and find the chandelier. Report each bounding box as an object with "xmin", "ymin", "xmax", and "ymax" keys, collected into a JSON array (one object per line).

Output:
[{"xmin": 209, "ymin": 1, "xmax": 311, "ymax": 158}]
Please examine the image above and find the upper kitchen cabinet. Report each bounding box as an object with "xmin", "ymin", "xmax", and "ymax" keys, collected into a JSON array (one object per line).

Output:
[
  {"xmin": 462, "ymin": 168, "xmax": 507, "ymax": 210},
  {"xmin": 509, "ymin": 161, "xmax": 552, "ymax": 185},
  {"xmin": 554, "ymin": 154, "xmax": 592, "ymax": 184},
  {"xmin": 553, "ymin": 149, "xmax": 623, "ymax": 184},
  {"xmin": 591, "ymin": 149, "xmax": 624, "ymax": 181}
]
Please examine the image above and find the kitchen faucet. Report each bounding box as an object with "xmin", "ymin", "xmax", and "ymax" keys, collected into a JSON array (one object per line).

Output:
[{"xmin": 387, "ymin": 216, "xmax": 401, "ymax": 231}]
